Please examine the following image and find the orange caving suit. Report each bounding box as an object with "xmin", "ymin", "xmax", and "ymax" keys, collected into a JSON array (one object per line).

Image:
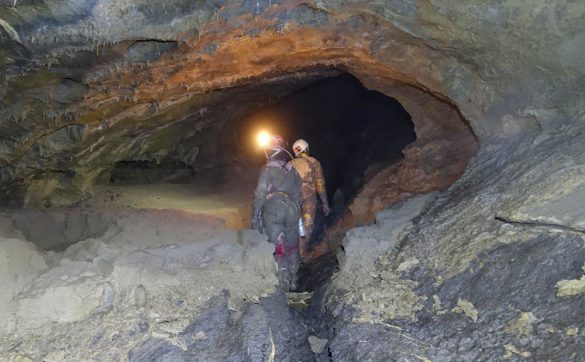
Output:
[{"xmin": 290, "ymin": 153, "xmax": 328, "ymax": 248}]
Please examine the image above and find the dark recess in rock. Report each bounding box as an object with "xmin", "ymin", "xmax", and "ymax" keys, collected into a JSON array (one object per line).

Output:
[{"xmin": 109, "ymin": 160, "xmax": 192, "ymax": 184}]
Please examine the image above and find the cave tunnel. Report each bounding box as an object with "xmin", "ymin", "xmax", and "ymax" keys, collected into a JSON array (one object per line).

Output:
[
  {"xmin": 2, "ymin": 67, "xmax": 478, "ymax": 260},
  {"xmin": 234, "ymin": 74, "xmax": 417, "ymax": 208},
  {"xmin": 109, "ymin": 73, "xmax": 417, "ymax": 200},
  {"xmin": 101, "ymin": 70, "xmax": 474, "ymax": 244},
  {"xmin": 232, "ymin": 73, "xmax": 418, "ymax": 242},
  {"xmin": 6, "ymin": 0, "xmax": 584, "ymax": 359}
]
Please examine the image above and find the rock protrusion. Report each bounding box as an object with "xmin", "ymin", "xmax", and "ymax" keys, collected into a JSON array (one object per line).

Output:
[{"xmin": 134, "ymin": 284, "xmax": 147, "ymax": 307}]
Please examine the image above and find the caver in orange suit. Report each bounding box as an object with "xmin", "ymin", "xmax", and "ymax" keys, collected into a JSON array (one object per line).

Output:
[{"xmin": 290, "ymin": 139, "xmax": 330, "ymax": 260}]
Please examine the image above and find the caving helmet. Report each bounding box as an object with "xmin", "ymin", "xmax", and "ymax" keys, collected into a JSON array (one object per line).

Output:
[
  {"xmin": 270, "ymin": 134, "xmax": 287, "ymax": 150},
  {"xmin": 292, "ymin": 139, "xmax": 309, "ymax": 156},
  {"xmin": 265, "ymin": 134, "xmax": 293, "ymax": 161}
]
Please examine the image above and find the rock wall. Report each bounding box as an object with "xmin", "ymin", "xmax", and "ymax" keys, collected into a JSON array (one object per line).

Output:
[
  {"xmin": 3, "ymin": 123, "xmax": 585, "ymax": 360},
  {"xmin": 326, "ymin": 123, "xmax": 585, "ymax": 360},
  {"xmin": 336, "ymin": 82, "xmax": 478, "ymax": 227}
]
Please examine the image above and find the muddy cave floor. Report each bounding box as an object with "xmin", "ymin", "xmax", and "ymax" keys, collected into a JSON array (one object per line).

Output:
[
  {"xmin": 88, "ymin": 179, "xmax": 343, "ymax": 293},
  {"xmin": 0, "ymin": 178, "xmax": 343, "ymax": 361},
  {"xmin": 88, "ymin": 179, "xmax": 343, "ymax": 312}
]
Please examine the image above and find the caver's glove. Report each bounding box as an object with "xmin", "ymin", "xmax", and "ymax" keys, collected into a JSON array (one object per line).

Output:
[
  {"xmin": 319, "ymin": 191, "xmax": 331, "ymax": 216},
  {"xmin": 322, "ymin": 203, "xmax": 331, "ymax": 217},
  {"xmin": 252, "ymin": 212, "xmax": 264, "ymax": 234}
]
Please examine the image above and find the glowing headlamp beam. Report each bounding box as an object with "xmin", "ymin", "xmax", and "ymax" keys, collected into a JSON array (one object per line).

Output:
[{"xmin": 257, "ymin": 131, "xmax": 271, "ymax": 149}]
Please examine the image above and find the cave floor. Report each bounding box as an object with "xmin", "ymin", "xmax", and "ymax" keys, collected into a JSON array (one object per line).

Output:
[
  {"xmin": 0, "ymin": 178, "xmax": 341, "ymax": 361},
  {"xmin": 88, "ymin": 181, "xmax": 256, "ymax": 230}
]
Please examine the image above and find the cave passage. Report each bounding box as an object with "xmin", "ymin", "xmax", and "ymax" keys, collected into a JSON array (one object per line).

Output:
[
  {"xmin": 230, "ymin": 74, "xmax": 418, "ymax": 302},
  {"xmin": 234, "ymin": 74, "xmax": 416, "ymax": 238},
  {"xmin": 238, "ymin": 74, "xmax": 416, "ymax": 207},
  {"xmin": 101, "ymin": 73, "xmax": 417, "ymax": 237},
  {"xmin": 5, "ymin": 1, "xmax": 582, "ymax": 359}
]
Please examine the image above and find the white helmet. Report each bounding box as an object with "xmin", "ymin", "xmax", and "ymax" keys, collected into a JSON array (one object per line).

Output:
[{"xmin": 293, "ymin": 139, "xmax": 309, "ymax": 156}]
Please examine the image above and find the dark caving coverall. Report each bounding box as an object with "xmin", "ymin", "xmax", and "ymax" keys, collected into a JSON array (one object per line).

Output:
[
  {"xmin": 253, "ymin": 157, "xmax": 302, "ymax": 289},
  {"xmin": 290, "ymin": 153, "xmax": 329, "ymax": 255}
]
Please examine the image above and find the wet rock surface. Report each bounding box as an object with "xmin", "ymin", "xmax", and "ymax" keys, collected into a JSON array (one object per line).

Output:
[{"xmin": 323, "ymin": 124, "xmax": 585, "ymax": 361}]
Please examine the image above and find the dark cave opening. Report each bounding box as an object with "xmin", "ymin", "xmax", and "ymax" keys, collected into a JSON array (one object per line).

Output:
[
  {"xmin": 104, "ymin": 73, "xmax": 419, "ymax": 253},
  {"xmin": 109, "ymin": 160, "xmax": 193, "ymax": 184}
]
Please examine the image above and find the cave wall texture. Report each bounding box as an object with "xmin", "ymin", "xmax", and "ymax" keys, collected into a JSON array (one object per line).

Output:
[{"xmin": 1, "ymin": 0, "xmax": 584, "ymax": 206}]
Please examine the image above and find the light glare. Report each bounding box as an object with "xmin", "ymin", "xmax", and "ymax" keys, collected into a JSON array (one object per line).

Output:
[{"xmin": 257, "ymin": 131, "xmax": 271, "ymax": 148}]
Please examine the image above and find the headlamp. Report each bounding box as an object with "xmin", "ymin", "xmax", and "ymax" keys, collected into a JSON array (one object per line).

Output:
[{"xmin": 257, "ymin": 131, "xmax": 271, "ymax": 149}]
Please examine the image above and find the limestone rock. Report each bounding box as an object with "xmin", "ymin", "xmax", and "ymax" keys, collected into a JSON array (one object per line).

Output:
[
  {"xmin": 556, "ymin": 277, "xmax": 585, "ymax": 297},
  {"xmin": 329, "ymin": 193, "xmax": 439, "ymax": 328},
  {"xmin": 339, "ymin": 192, "xmax": 438, "ymax": 273},
  {"xmin": 506, "ymin": 311, "xmax": 537, "ymax": 336},
  {"xmin": 286, "ymin": 292, "xmax": 312, "ymax": 309},
  {"xmin": 308, "ymin": 335, "xmax": 328, "ymax": 354},
  {"xmin": 0, "ymin": 210, "xmax": 281, "ymax": 360},
  {"xmin": 503, "ymin": 344, "xmax": 531, "ymax": 359},
  {"xmin": 14, "ymin": 260, "xmax": 106, "ymax": 333},
  {"xmin": 325, "ymin": 125, "xmax": 585, "ymax": 360},
  {"xmin": 0, "ymin": 238, "xmax": 47, "ymax": 337},
  {"xmin": 134, "ymin": 284, "xmax": 147, "ymax": 307}
]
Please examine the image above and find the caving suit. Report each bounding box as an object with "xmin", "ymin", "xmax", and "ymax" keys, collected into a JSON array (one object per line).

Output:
[
  {"xmin": 290, "ymin": 153, "xmax": 329, "ymax": 251},
  {"xmin": 253, "ymin": 159, "xmax": 302, "ymax": 289}
]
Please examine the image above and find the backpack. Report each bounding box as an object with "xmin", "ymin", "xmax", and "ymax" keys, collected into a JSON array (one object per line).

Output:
[{"xmin": 266, "ymin": 160, "xmax": 302, "ymax": 204}]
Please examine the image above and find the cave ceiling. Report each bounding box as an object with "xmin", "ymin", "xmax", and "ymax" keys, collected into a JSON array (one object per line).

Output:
[{"xmin": 0, "ymin": 0, "xmax": 584, "ymax": 206}]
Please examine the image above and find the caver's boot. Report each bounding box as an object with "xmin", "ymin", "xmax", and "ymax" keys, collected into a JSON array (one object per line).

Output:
[
  {"xmin": 274, "ymin": 255, "xmax": 289, "ymax": 290},
  {"xmin": 279, "ymin": 267, "xmax": 291, "ymax": 291},
  {"xmin": 298, "ymin": 236, "xmax": 308, "ymax": 263},
  {"xmin": 288, "ymin": 275, "xmax": 298, "ymax": 292},
  {"xmin": 287, "ymin": 251, "xmax": 300, "ymax": 292}
]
